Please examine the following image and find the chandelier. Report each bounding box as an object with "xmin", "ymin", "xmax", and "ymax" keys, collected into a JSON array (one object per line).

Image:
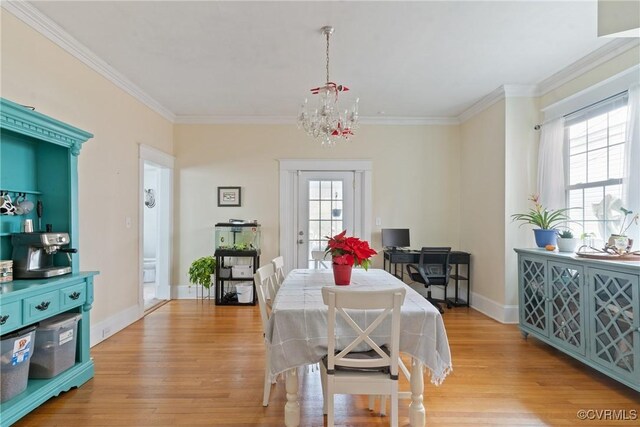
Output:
[{"xmin": 297, "ymin": 26, "xmax": 359, "ymax": 146}]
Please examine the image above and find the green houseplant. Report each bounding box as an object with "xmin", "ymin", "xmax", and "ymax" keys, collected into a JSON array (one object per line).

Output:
[
  {"xmin": 188, "ymin": 256, "xmax": 216, "ymax": 289},
  {"xmin": 511, "ymin": 195, "xmax": 574, "ymax": 248}
]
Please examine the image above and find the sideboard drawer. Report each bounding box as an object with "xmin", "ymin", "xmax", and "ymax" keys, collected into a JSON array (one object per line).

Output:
[
  {"xmin": 23, "ymin": 291, "xmax": 60, "ymax": 323},
  {"xmin": 60, "ymin": 282, "xmax": 86, "ymax": 309},
  {"xmin": 0, "ymin": 300, "xmax": 22, "ymax": 332}
]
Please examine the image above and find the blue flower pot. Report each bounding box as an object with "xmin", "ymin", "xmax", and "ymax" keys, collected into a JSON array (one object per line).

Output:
[{"xmin": 533, "ymin": 229, "xmax": 557, "ymax": 248}]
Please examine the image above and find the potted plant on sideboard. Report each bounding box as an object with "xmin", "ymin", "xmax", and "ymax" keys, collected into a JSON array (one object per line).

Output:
[
  {"xmin": 511, "ymin": 195, "xmax": 574, "ymax": 248},
  {"xmin": 557, "ymin": 230, "xmax": 580, "ymax": 253}
]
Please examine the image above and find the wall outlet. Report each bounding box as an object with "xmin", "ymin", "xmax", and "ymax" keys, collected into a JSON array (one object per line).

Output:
[
  {"xmin": 125, "ymin": 216, "xmax": 132, "ymax": 228},
  {"xmin": 375, "ymin": 217, "xmax": 382, "ymax": 226},
  {"xmin": 102, "ymin": 327, "xmax": 111, "ymax": 338}
]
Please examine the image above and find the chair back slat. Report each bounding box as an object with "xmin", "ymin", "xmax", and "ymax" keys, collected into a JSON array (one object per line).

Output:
[
  {"xmin": 271, "ymin": 256, "xmax": 285, "ymax": 289},
  {"xmin": 321, "ymin": 287, "xmax": 406, "ymax": 376},
  {"xmin": 255, "ymin": 264, "xmax": 277, "ymax": 333}
]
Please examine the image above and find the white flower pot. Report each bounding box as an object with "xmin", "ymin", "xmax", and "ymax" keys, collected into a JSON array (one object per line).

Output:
[{"xmin": 557, "ymin": 238, "xmax": 580, "ymax": 253}]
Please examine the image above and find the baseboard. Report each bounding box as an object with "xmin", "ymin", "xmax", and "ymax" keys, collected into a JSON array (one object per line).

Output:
[
  {"xmin": 172, "ymin": 284, "xmax": 210, "ymax": 299},
  {"xmin": 90, "ymin": 304, "xmax": 141, "ymax": 347},
  {"xmin": 470, "ymin": 291, "xmax": 519, "ymax": 324}
]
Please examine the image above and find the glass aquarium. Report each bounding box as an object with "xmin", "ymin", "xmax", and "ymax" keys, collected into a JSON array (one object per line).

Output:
[{"xmin": 214, "ymin": 222, "xmax": 261, "ymax": 250}]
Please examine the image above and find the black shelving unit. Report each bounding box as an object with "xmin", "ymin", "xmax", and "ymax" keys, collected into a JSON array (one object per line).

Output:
[{"xmin": 214, "ymin": 249, "xmax": 260, "ymax": 305}]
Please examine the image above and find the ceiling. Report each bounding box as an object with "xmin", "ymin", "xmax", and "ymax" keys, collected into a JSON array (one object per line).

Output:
[{"xmin": 22, "ymin": 1, "xmax": 615, "ymax": 122}]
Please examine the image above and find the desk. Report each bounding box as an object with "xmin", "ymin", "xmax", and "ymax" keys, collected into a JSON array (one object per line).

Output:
[
  {"xmin": 266, "ymin": 269, "xmax": 452, "ymax": 427},
  {"xmin": 383, "ymin": 250, "xmax": 471, "ymax": 307}
]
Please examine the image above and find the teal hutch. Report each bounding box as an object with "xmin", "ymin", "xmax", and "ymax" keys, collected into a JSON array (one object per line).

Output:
[
  {"xmin": 515, "ymin": 248, "xmax": 639, "ymax": 392},
  {"xmin": 0, "ymin": 98, "xmax": 97, "ymax": 426}
]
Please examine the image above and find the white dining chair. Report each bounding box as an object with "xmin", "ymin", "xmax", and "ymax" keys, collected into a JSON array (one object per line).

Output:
[
  {"xmin": 320, "ymin": 286, "xmax": 406, "ymax": 427},
  {"xmin": 311, "ymin": 250, "xmax": 330, "ymax": 269},
  {"xmin": 254, "ymin": 264, "xmax": 278, "ymax": 406},
  {"xmin": 271, "ymin": 255, "xmax": 285, "ymax": 293}
]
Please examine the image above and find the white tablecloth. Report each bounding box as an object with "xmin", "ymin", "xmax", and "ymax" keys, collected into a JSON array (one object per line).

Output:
[{"xmin": 266, "ymin": 268, "xmax": 452, "ymax": 385}]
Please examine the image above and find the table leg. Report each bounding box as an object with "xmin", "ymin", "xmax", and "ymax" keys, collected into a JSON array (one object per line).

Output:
[
  {"xmin": 284, "ymin": 368, "xmax": 300, "ymax": 427},
  {"xmin": 409, "ymin": 358, "xmax": 426, "ymax": 427}
]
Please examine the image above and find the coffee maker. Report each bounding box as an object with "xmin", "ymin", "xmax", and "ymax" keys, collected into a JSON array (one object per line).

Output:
[{"xmin": 11, "ymin": 232, "xmax": 77, "ymax": 279}]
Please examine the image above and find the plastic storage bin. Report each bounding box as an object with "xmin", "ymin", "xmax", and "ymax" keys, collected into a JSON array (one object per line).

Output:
[
  {"xmin": 235, "ymin": 283, "xmax": 254, "ymax": 303},
  {"xmin": 1, "ymin": 325, "xmax": 36, "ymax": 403},
  {"xmin": 232, "ymin": 265, "xmax": 253, "ymax": 278},
  {"xmin": 29, "ymin": 312, "xmax": 81, "ymax": 379}
]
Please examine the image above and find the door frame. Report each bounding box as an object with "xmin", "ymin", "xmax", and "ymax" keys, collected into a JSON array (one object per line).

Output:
[
  {"xmin": 139, "ymin": 144, "xmax": 175, "ymax": 314},
  {"xmin": 278, "ymin": 159, "xmax": 372, "ymax": 275}
]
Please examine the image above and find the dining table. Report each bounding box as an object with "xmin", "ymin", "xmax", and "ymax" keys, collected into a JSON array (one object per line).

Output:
[{"xmin": 265, "ymin": 268, "xmax": 452, "ymax": 427}]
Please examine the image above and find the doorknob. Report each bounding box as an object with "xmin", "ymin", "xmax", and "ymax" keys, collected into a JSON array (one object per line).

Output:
[{"xmin": 298, "ymin": 239, "xmax": 304, "ymax": 244}]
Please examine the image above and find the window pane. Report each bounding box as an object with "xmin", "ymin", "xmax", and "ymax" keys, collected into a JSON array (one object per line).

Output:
[
  {"xmin": 333, "ymin": 181, "xmax": 343, "ymax": 200},
  {"xmin": 331, "ymin": 221, "xmax": 343, "ymax": 236},
  {"xmin": 569, "ymin": 122, "xmax": 586, "ymax": 151},
  {"xmin": 569, "ymin": 153, "xmax": 586, "ymax": 185},
  {"xmin": 309, "ymin": 201, "xmax": 320, "ymax": 220},
  {"xmin": 568, "ymin": 189, "xmax": 583, "ymax": 222},
  {"xmin": 609, "ymin": 106, "xmax": 627, "ymax": 126},
  {"xmin": 309, "ymin": 181, "xmax": 320, "ymax": 199},
  {"xmin": 608, "ymin": 144, "xmax": 624, "ymax": 179},
  {"xmin": 309, "ymin": 221, "xmax": 320, "ymax": 240},
  {"xmin": 609, "ymin": 125, "xmax": 625, "ymax": 145},
  {"xmin": 320, "ymin": 200, "xmax": 331, "ymax": 219},
  {"xmin": 320, "ymin": 181, "xmax": 331, "ymax": 199},
  {"xmin": 587, "ymin": 113, "xmax": 607, "ymax": 151},
  {"xmin": 331, "ymin": 201, "xmax": 343, "ymax": 219},
  {"xmin": 320, "ymin": 221, "xmax": 332, "ymax": 239},
  {"xmin": 587, "ymin": 148, "xmax": 607, "ymax": 183},
  {"xmin": 569, "ymin": 136, "xmax": 586, "ymax": 154},
  {"xmin": 584, "ymin": 187, "xmax": 604, "ymax": 221}
]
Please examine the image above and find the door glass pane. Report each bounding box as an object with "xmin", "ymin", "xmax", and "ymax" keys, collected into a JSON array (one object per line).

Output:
[{"xmin": 307, "ymin": 180, "xmax": 344, "ymax": 266}]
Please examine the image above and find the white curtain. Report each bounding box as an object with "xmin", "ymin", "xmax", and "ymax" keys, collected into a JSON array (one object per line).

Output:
[
  {"xmin": 537, "ymin": 117, "xmax": 566, "ymax": 210},
  {"xmin": 623, "ymin": 83, "xmax": 640, "ymax": 244}
]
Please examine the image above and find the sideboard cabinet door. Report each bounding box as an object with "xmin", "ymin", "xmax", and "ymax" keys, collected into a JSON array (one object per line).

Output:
[
  {"xmin": 548, "ymin": 261, "xmax": 585, "ymax": 356},
  {"xmin": 519, "ymin": 256, "xmax": 548, "ymax": 336},
  {"xmin": 588, "ymin": 268, "xmax": 638, "ymax": 383}
]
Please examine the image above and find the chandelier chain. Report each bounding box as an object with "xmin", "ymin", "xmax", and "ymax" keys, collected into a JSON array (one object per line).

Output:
[{"xmin": 325, "ymin": 31, "xmax": 330, "ymax": 84}]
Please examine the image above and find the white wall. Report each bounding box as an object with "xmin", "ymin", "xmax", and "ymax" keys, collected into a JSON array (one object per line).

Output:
[
  {"xmin": 460, "ymin": 100, "xmax": 506, "ymax": 309},
  {"xmin": 1, "ymin": 13, "xmax": 174, "ymax": 333},
  {"xmin": 173, "ymin": 124, "xmax": 461, "ymax": 287}
]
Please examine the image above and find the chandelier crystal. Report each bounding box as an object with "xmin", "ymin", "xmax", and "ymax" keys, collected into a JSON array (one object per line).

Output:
[{"xmin": 297, "ymin": 26, "xmax": 359, "ymax": 146}]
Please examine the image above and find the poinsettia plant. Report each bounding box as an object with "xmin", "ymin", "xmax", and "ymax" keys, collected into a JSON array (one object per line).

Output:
[{"xmin": 324, "ymin": 230, "xmax": 378, "ymax": 270}]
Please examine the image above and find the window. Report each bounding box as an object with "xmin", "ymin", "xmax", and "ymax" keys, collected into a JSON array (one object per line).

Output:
[{"xmin": 565, "ymin": 93, "xmax": 628, "ymax": 241}]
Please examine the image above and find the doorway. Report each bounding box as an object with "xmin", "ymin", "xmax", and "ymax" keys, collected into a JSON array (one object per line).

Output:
[
  {"xmin": 296, "ymin": 171, "xmax": 354, "ymax": 269},
  {"xmin": 139, "ymin": 145, "xmax": 174, "ymax": 313},
  {"xmin": 279, "ymin": 159, "xmax": 372, "ymax": 274}
]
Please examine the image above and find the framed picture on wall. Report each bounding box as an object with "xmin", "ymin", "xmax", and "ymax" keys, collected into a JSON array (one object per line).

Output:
[{"xmin": 218, "ymin": 186, "xmax": 241, "ymax": 207}]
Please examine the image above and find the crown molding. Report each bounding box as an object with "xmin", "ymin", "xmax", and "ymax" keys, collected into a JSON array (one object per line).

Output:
[
  {"xmin": 174, "ymin": 115, "xmax": 460, "ymax": 125},
  {"xmin": 537, "ymin": 38, "xmax": 639, "ymax": 96},
  {"xmin": 457, "ymin": 86, "xmax": 506, "ymax": 123},
  {"xmin": 2, "ymin": 0, "xmax": 176, "ymax": 122}
]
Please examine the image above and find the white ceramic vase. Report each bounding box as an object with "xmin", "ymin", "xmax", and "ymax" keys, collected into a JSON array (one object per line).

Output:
[{"xmin": 557, "ymin": 237, "xmax": 580, "ymax": 253}]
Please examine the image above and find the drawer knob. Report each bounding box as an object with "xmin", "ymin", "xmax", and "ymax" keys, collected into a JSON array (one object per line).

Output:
[
  {"xmin": 35, "ymin": 301, "xmax": 50, "ymax": 311},
  {"xmin": 69, "ymin": 292, "xmax": 81, "ymax": 300},
  {"xmin": 0, "ymin": 315, "xmax": 8, "ymax": 325}
]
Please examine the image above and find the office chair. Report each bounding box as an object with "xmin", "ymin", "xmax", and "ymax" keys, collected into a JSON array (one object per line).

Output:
[{"xmin": 406, "ymin": 247, "xmax": 452, "ymax": 313}]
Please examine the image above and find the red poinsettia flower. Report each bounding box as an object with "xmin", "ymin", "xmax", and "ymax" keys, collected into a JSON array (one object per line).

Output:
[{"xmin": 324, "ymin": 230, "xmax": 377, "ymax": 270}]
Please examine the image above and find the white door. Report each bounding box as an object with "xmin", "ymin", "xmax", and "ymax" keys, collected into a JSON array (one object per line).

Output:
[{"xmin": 297, "ymin": 171, "xmax": 354, "ymax": 268}]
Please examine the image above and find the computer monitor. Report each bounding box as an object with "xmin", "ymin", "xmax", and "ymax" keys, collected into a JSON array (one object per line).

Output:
[{"xmin": 381, "ymin": 228, "xmax": 410, "ymax": 250}]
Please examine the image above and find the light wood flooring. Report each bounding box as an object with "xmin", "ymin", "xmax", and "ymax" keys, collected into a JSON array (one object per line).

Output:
[{"xmin": 14, "ymin": 301, "xmax": 639, "ymax": 426}]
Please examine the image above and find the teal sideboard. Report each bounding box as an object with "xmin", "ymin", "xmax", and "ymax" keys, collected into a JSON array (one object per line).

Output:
[
  {"xmin": 515, "ymin": 248, "xmax": 639, "ymax": 392},
  {"xmin": 0, "ymin": 98, "xmax": 97, "ymax": 426}
]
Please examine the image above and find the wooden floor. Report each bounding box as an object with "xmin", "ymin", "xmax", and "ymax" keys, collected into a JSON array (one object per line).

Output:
[{"xmin": 14, "ymin": 301, "xmax": 639, "ymax": 427}]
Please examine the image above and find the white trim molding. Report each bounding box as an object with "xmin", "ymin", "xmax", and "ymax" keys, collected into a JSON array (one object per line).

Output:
[
  {"xmin": 469, "ymin": 292, "xmax": 519, "ymax": 324},
  {"xmin": 175, "ymin": 115, "xmax": 459, "ymax": 126},
  {"xmin": 458, "ymin": 85, "xmax": 536, "ymax": 123},
  {"xmin": 2, "ymin": 0, "xmax": 176, "ymax": 122},
  {"xmin": 139, "ymin": 144, "xmax": 175, "ymax": 168},
  {"xmin": 90, "ymin": 304, "xmax": 140, "ymax": 347},
  {"xmin": 537, "ymin": 39, "xmax": 639, "ymax": 96}
]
